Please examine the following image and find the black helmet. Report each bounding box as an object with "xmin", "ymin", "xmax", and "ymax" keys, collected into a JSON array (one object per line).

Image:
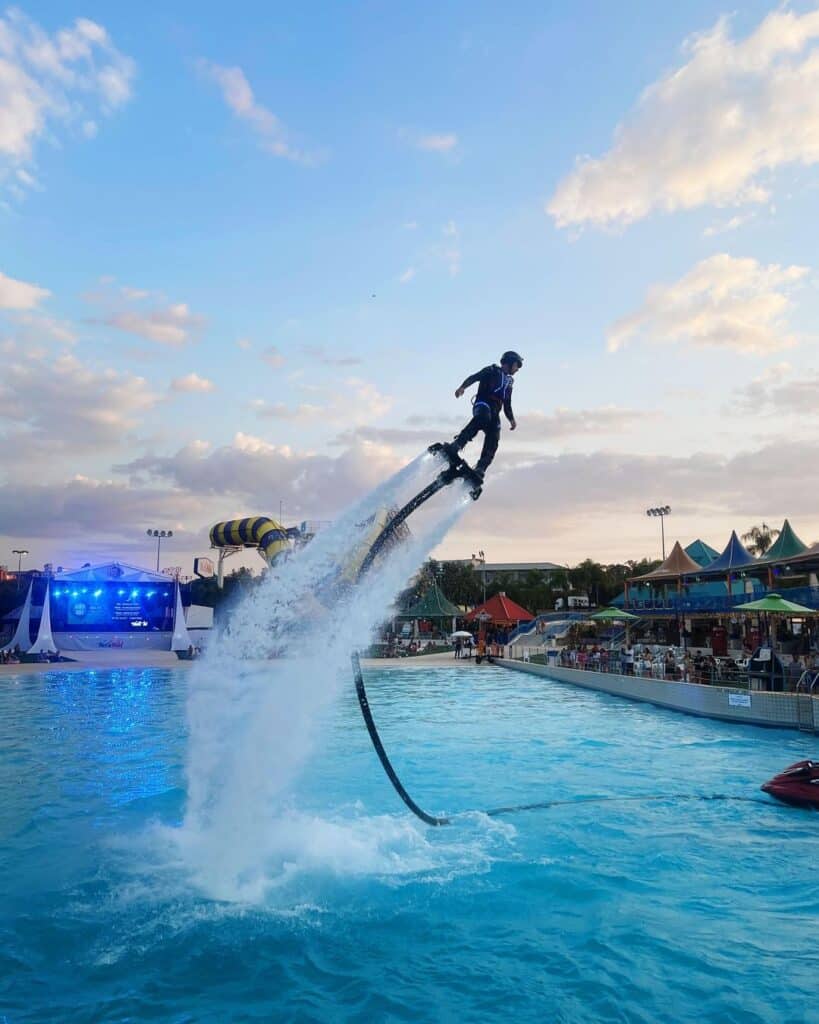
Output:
[{"xmin": 500, "ymin": 350, "xmax": 523, "ymax": 369}]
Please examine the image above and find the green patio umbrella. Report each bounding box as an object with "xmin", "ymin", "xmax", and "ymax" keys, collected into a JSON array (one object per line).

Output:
[
  {"xmin": 589, "ymin": 607, "xmax": 640, "ymax": 621},
  {"xmin": 734, "ymin": 593, "xmax": 817, "ymax": 615},
  {"xmin": 734, "ymin": 593, "xmax": 815, "ymax": 689},
  {"xmin": 589, "ymin": 607, "xmax": 640, "ymax": 651}
]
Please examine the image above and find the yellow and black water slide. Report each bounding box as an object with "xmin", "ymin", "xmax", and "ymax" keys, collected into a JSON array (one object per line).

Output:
[{"xmin": 209, "ymin": 517, "xmax": 296, "ymax": 565}]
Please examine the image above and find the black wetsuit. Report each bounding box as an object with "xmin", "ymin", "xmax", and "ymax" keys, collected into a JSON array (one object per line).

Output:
[{"xmin": 451, "ymin": 364, "xmax": 515, "ymax": 473}]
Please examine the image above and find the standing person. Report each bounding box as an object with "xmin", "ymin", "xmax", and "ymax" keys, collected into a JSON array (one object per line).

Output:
[
  {"xmin": 454, "ymin": 637, "xmax": 462, "ymax": 660},
  {"xmin": 440, "ymin": 352, "xmax": 523, "ymax": 479}
]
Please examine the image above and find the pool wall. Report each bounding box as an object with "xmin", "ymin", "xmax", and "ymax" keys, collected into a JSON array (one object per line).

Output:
[{"xmin": 502, "ymin": 659, "xmax": 819, "ymax": 732}]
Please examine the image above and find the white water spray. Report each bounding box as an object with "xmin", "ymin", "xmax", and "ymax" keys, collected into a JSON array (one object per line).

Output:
[{"xmin": 178, "ymin": 453, "xmax": 474, "ymax": 898}]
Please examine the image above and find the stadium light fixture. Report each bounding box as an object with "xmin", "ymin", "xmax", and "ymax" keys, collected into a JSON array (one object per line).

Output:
[{"xmin": 646, "ymin": 506, "xmax": 672, "ymax": 560}]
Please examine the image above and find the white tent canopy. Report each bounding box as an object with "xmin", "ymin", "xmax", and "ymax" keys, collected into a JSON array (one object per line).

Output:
[
  {"xmin": 2, "ymin": 581, "xmax": 32, "ymax": 653},
  {"xmin": 28, "ymin": 582, "xmax": 56, "ymax": 655},
  {"xmin": 170, "ymin": 582, "xmax": 193, "ymax": 652}
]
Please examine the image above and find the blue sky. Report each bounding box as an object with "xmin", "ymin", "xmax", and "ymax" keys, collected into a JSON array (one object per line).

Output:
[{"xmin": 3, "ymin": 1, "xmax": 819, "ymax": 573}]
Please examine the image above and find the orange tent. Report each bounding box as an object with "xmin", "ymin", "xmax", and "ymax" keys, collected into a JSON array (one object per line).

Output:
[{"xmin": 466, "ymin": 591, "xmax": 534, "ymax": 626}]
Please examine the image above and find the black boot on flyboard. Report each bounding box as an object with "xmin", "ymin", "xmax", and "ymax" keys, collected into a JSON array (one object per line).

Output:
[{"xmin": 426, "ymin": 442, "xmax": 484, "ymax": 500}]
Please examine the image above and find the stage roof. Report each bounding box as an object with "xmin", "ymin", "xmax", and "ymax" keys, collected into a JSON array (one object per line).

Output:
[{"xmin": 54, "ymin": 562, "xmax": 171, "ymax": 584}]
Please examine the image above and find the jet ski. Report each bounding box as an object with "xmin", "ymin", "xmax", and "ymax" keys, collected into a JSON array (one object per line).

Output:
[{"xmin": 761, "ymin": 760, "xmax": 819, "ymax": 808}]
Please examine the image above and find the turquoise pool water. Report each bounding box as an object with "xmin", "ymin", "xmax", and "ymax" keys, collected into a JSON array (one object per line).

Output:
[{"xmin": 1, "ymin": 663, "xmax": 818, "ymax": 1023}]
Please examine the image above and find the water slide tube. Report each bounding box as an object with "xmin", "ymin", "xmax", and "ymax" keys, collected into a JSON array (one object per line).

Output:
[{"xmin": 209, "ymin": 517, "xmax": 295, "ymax": 565}]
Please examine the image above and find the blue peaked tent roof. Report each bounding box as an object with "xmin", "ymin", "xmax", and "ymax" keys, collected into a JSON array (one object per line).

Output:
[
  {"xmin": 702, "ymin": 531, "xmax": 757, "ymax": 573},
  {"xmin": 685, "ymin": 539, "xmax": 720, "ymax": 567}
]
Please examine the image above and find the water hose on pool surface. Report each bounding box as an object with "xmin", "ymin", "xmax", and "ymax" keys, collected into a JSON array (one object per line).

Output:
[{"xmin": 352, "ymin": 651, "xmax": 448, "ymax": 827}]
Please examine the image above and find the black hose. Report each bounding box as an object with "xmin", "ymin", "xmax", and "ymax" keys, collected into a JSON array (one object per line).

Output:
[{"xmin": 352, "ymin": 652, "xmax": 448, "ymax": 826}]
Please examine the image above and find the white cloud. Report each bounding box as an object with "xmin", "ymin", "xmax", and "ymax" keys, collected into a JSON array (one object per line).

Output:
[
  {"xmin": 12, "ymin": 311, "xmax": 76, "ymax": 344},
  {"xmin": 0, "ymin": 474, "xmax": 204, "ymax": 542},
  {"xmin": 523, "ymin": 406, "xmax": 647, "ymax": 439},
  {"xmin": 417, "ymin": 132, "xmax": 458, "ymax": 153},
  {"xmin": 251, "ymin": 399, "xmax": 324, "ymax": 422},
  {"xmin": 732, "ymin": 363, "xmax": 819, "ymax": 415},
  {"xmin": 104, "ymin": 302, "xmax": 204, "ymax": 346},
  {"xmin": 253, "ymin": 377, "xmax": 392, "ymax": 427},
  {"xmin": 301, "ymin": 343, "xmax": 361, "ymax": 366},
  {"xmin": 170, "ymin": 373, "xmax": 216, "ymax": 393},
  {"xmin": 334, "ymin": 406, "xmax": 644, "ymax": 448},
  {"xmin": 116, "ymin": 434, "xmax": 401, "ymax": 520},
  {"xmin": 83, "ymin": 280, "xmax": 205, "ymax": 346},
  {"xmin": 260, "ymin": 345, "xmax": 285, "ymax": 368},
  {"xmin": 607, "ymin": 253, "xmax": 808, "ymax": 355},
  {"xmin": 703, "ymin": 212, "xmax": 755, "ymax": 237},
  {"xmin": 399, "ymin": 267, "xmax": 415, "ymax": 284},
  {"xmin": 198, "ymin": 59, "xmax": 317, "ymax": 165},
  {"xmin": 0, "ymin": 268, "xmax": 49, "ymax": 308},
  {"xmin": 548, "ymin": 8, "xmax": 819, "ymax": 228},
  {"xmin": 0, "ymin": 349, "xmax": 158, "ymax": 456},
  {"xmin": 0, "ymin": 9, "xmax": 134, "ymax": 194}
]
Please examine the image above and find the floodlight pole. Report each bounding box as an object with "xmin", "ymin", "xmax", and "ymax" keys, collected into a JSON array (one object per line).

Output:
[
  {"xmin": 12, "ymin": 549, "xmax": 28, "ymax": 574},
  {"xmin": 646, "ymin": 506, "xmax": 671, "ymax": 560},
  {"xmin": 147, "ymin": 529, "xmax": 173, "ymax": 572}
]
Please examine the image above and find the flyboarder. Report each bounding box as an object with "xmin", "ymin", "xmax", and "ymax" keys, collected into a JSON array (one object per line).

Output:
[{"xmin": 440, "ymin": 351, "xmax": 522, "ymax": 479}]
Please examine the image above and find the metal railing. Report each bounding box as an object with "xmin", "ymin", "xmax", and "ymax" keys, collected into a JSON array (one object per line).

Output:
[
  {"xmin": 514, "ymin": 648, "xmax": 760, "ymax": 687},
  {"xmin": 515, "ymin": 647, "xmax": 819, "ymax": 692},
  {"xmin": 796, "ymin": 670, "xmax": 819, "ymax": 694},
  {"xmin": 625, "ymin": 585, "xmax": 819, "ymax": 614}
]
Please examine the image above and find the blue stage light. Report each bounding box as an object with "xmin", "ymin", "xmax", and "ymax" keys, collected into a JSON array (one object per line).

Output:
[
  {"xmin": 71, "ymin": 591, "xmax": 79, "ymax": 597},
  {"xmin": 163, "ymin": 591, "xmax": 170, "ymax": 597},
  {"xmin": 93, "ymin": 589, "xmax": 102, "ymax": 598},
  {"xmin": 118, "ymin": 588, "xmax": 126, "ymax": 596},
  {"xmin": 81, "ymin": 588, "xmax": 87, "ymax": 594},
  {"xmin": 146, "ymin": 590, "xmax": 155, "ymax": 597},
  {"xmin": 130, "ymin": 589, "xmax": 139, "ymax": 598},
  {"xmin": 54, "ymin": 589, "xmax": 62, "ymax": 597}
]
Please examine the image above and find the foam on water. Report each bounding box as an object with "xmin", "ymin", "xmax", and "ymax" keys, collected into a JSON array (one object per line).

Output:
[{"xmin": 178, "ymin": 453, "xmax": 475, "ymax": 900}]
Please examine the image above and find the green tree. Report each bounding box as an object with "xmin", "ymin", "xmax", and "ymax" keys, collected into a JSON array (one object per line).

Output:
[
  {"xmin": 742, "ymin": 522, "xmax": 780, "ymax": 556},
  {"xmin": 189, "ymin": 566, "xmax": 258, "ymax": 610}
]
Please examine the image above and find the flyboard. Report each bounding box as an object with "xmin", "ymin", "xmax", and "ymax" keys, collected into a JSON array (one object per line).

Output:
[{"xmin": 351, "ymin": 443, "xmax": 483, "ymax": 827}]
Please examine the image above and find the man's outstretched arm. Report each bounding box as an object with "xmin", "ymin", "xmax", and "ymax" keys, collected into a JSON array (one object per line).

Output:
[{"xmin": 455, "ymin": 368, "xmax": 486, "ymax": 398}]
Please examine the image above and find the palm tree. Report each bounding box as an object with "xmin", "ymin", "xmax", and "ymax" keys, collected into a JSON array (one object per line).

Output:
[{"xmin": 742, "ymin": 522, "xmax": 780, "ymax": 556}]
